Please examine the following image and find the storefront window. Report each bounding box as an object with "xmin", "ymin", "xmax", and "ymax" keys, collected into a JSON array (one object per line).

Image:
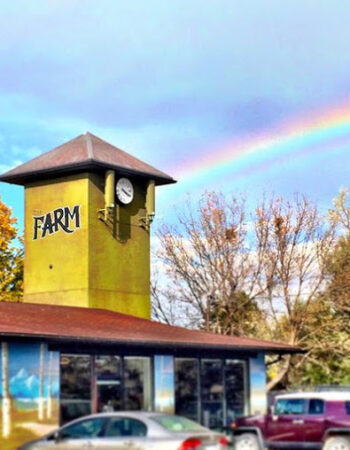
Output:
[
  {"xmin": 95, "ymin": 356, "xmax": 122, "ymax": 413},
  {"xmin": 175, "ymin": 358, "xmax": 199, "ymax": 422},
  {"xmin": 60, "ymin": 354, "xmax": 92, "ymax": 423},
  {"xmin": 124, "ymin": 357, "xmax": 151, "ymax": 411},
  {"xmin": 225, "ymin": 360, "xmax": 246, "ymax": 422},
  {"xmin": 95, "ymin": 355, "xmax": 121, "ymax": 381},
  {"xmin": 201, "ymin": 359, "xmax": 223, "ymax": 429}
]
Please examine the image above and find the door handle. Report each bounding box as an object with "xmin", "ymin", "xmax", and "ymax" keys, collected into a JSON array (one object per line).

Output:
[{"xmin": 292, "ymin": 419, "xmax": 304, "ymax": 424}]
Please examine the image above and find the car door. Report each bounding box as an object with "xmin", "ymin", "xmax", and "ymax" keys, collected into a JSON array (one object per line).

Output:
[
  {"xmin": 265, "ymin": 398, "xmax": 306, "ymax": 444},
  {"xmin": 303, "ymin": 399, "xmax": 326, "ymax": 443},
  {"xmin": 97, "ymin": 417, "xmax": 148, "ymax": 449},
  {"xmin": 39, "ymin": 417, "xmax": 108, "ymax": 449}
]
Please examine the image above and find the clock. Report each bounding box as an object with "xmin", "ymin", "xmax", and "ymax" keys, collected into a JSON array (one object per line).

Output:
[{"xmin": 116, "ymin": 177, "xmax": 134, "ymax": 205}]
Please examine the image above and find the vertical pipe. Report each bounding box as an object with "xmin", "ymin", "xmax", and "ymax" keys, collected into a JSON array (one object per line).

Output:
[
  {"xmin": 105, "ymin": 170, "xmax": 115, "ymax": 209},
  {"xmin": 146, "ymin": 180, "xmax": 155, "ymax": 221}
]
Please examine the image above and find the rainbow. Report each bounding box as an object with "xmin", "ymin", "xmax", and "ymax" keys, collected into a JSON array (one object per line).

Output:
[{"xmin": 173, "ymin": 100, "xmax": 350, "ymax": 182}]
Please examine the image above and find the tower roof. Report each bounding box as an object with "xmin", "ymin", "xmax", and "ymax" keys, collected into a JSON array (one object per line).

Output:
[{"xmin": 0, "ymin": 132, "xmax": 176, "ymax": 186}]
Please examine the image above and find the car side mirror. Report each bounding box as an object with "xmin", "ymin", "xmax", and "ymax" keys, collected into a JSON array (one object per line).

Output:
[
  {"xmin": 269, "ymin": 406, "xmax": 275, "ymax": 415},
  {"xmin": 54, "ymin": 431, "xmax": 61, "ymax": 442}
]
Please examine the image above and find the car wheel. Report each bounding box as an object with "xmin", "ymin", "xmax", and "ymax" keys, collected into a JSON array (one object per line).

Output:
[
  {"xmin": 323, "ymin": 436, "xmax": 350, "ymax": 450},
  {"xmin": 235, "ymin": 433, "xmax": 261, "ymax": 450}
]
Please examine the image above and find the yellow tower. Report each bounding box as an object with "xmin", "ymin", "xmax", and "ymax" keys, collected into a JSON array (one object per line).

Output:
[{"xmin": 0, "ymin": 133, "xmax": 175, "ymax": 319}]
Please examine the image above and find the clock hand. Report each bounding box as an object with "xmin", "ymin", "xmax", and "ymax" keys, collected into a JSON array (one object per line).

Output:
[{"xmin": 122, "ymin": 188, "xmax": 131, "ymax": 196}]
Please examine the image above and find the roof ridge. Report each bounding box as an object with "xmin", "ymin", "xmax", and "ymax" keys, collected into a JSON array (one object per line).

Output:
[
  {"xmin": 85, "ymin": 132, "xmax": 94, "ymax": 160},
  {"xmin": 86, "ymin": 133, "xmax": 172, "ymax": 178}
]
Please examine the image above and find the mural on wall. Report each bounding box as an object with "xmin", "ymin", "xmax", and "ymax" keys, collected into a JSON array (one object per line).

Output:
[
  {"xmin": 0, "ymin": 342, "xmax": 59, "ymax": 448},
  {"xmin": 249, "ymin": 353, "xmax": 267, "ymax": 415},
  {"xmin": 154, "ymin": 355, "xmax": 175, "ymax": 414}
]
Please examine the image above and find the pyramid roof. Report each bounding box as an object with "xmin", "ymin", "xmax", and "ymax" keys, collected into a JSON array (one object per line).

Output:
[{"xmin": 0, "ymin": 132, "xmax": 175, "ymax": 186}]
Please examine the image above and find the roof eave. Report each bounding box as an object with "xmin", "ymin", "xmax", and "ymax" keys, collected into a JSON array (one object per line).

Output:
[
  {"xmin": 0, "ymin": 331, "xmax": 302, "ymax": 354},
  {"xmin": 0, "ymin": 160, "xmax": 177, "ymax": 186}
]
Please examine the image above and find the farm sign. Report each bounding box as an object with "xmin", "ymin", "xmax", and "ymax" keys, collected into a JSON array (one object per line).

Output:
[{"xmin": 33, "ymin": 205, "xmax": 81, "ymax": 240}]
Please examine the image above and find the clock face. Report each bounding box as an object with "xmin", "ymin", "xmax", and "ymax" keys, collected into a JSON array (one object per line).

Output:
[{"xmin": 116, "ymin": 178, "xmax": 134, "ymax": 205}]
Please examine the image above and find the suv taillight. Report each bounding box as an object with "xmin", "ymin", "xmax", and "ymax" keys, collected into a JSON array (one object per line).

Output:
[
  {"xmin": 219, "ymin": 436, "xmax": 229, "ymax": 448},
  {"xmin": 179, "ymin": 438, "xmax": 202, "ymax": 450}
]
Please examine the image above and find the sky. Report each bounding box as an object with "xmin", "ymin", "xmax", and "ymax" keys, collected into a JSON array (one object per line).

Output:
[{"xmin": 1, "ymin": 0, "xmax": 350, "ymax": 231}]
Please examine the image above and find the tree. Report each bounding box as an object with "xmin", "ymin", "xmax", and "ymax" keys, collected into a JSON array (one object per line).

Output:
[
  {"xmin": 154, "ymin": 192, "xmax": 266, "ymax": 336},
  {"xmin": 328, "ymin": 188, "xmax": 350, "ymax": 321},
  {"xmin": 293, "ymin": 189, "xmax": 350, "ymax": 386},
  {"xmin": 154, "ymin": 192, "xmax": 339, "ymax": 390},
  {"xmin": 294, "ymin": 297, "xmax": 350, "ymax": 385},
  {"xmin": 0, "ymin": 196, "xmax": 23, "ymax": 302},
  {"xmin": 254, "ymin": 195, "xmax": 337, "ymax": 390}
]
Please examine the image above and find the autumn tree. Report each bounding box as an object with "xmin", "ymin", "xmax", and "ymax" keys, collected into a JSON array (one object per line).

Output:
[
  {"xmin": 253, "ymin": 195, "xmax": 337, "ymax": 390},
  {"xmin": 154, "ymin": 192, "xmax": 340, "ymax": 390},
  {"xmin": 154, "ymin": 193, "xmax": 262, "ymax": 335},
  {"xmin": 296, "ymin": 188, "xmax": 350, "ymax": 385},
  {"xmin": 328, "ymin": 188, "xmax": 350, "ymax": 322},
  {"xmin": 153, "ymin": 192, "xmax": 267, "ymax": 336},
  {"xmin": 0, "ymin": 196, "xmax": 23, "ymax": 302}
]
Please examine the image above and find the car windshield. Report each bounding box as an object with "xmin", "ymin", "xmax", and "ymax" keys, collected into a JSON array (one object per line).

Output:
[{"xmin": 152, "ymin": 415, "xmax": 208, "ymax": 433}]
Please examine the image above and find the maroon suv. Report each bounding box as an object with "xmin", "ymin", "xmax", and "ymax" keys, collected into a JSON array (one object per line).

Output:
[{"xmin": 232, "ymin": 392, "xmax": 350, "ymax": 450}]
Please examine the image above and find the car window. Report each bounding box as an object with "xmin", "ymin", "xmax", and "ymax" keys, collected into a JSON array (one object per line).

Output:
[
  {"xmin": 60, "ymin": 417, "xmax": 107, "ymax": 439},
  {"xmin": 346, "ymin": 402, "xmax": 350, "ymax": 415},
  {"xmin": 105, "ymin": 418, "xmax": 147, "ymax": 437},
  {"xmin": 275, "ymin": 399, "xmax": 305, "ymax": 415},
  {"xmin": 308, "ymin": 399, "xmax": 324, "ymax": 415},
  {"xmin": 152, "ymin": 415, "xmax": 208, "ymax": 433}
]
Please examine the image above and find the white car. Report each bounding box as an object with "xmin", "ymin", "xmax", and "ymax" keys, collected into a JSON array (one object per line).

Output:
[{"xmin": 19, "ymin": 411, "xmax": 229, "ymax": 450}]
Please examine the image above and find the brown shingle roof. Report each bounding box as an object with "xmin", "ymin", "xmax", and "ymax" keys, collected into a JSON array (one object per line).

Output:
[
  {"xmin": 0, "ymin": 302, "xmax": 299, "ymax": 354},
  {"xmin": 0, "ymin": 132, "xmax": 176, "ymax": 186}
]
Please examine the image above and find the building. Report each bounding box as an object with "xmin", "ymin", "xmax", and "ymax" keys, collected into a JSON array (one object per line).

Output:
[{"xmin": 0, "ymin": 133, "xmax": 298, "ymax": 444}]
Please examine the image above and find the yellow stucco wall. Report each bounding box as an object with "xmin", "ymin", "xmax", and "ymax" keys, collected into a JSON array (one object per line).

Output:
[
  {"xmin": 24, "ymin": 171, "xmax": 151, "ymax": 318},
  {"xmin": 24, "ymin": 174, "xmax": 89, "ymax": 307},
  {"xmin": 87, "ymin": 173, "xmax": 151, "ymax": 318}
]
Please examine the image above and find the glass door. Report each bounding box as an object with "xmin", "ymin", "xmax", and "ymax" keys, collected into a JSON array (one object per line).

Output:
[
  {"xmin": 95, "ymin": 356, "xmax": 123, "ymax": 412},
  {"xmin": 201, "ymin": 359, "xmax": 223, "ymax": 429},
  {"xmin": 175, "ymin": 358, "xmax": 199, "ymax": 422},
  {"xmin": 225, "ymin": 360, "xmax": 247, "ymax": 424}
]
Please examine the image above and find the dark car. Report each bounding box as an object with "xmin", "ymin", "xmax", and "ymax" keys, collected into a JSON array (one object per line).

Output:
[{"xmin": 232, "ymin": 392, "xmax": 350, "ymax": 450}]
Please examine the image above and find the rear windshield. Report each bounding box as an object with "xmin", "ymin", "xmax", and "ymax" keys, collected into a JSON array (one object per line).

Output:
[{"xmin": 152, "ymin": 415, "xmax": 207, "ymax": 433}]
